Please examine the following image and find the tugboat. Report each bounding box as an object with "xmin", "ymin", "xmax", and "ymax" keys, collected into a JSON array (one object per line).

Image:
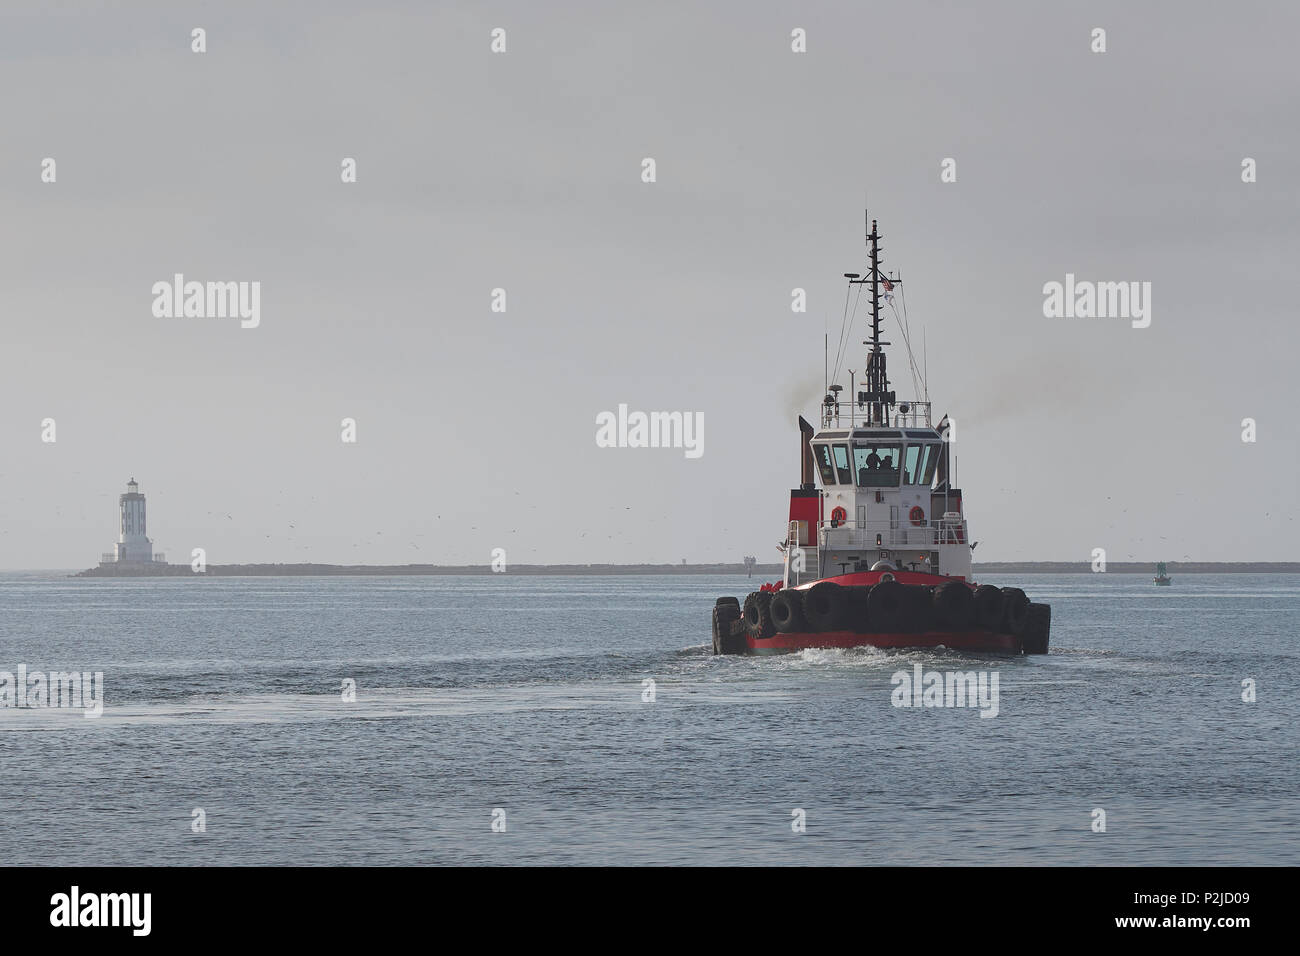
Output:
[
  {"xmin": 1154, "ymin": 562, "xmax": 1172, "ymax": 586},
  {"xmin": 712, "ymin": 217, "xmax": 1050, "ymax": 655}
]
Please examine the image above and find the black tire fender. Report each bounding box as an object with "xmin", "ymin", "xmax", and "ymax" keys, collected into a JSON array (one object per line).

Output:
[
  {"xmin": 902, "ymin": 585, "xmax": 934, "ymax": 633},
  {"xmin": 1021, "ymin": 603, "xmax": 1051, "ymax": 654},
  {"xmin": 933, "ymin": 580, "xmax": 976, "ymax": 630},
  {"xmin": 802, "ymin": 582, "xmax": 849, "ymax": 632},
  {"xmin": 1001, "ymin": 587, "xmax": 1031, "ymax": 635},
  {"xmin": 770, "ymin": 589, "xmax": 807, "ymax": 633},
  {"xmin": 867, "ymin": 579, "xmax": 906, "ymax": 631},
  {"xmin": 742, "ymin": 591, "xmax": 776, "ymax": 640},
  {"xmin": 847, "ymin": 586, "xmax": 872, "ymax": 632},
  {"xmin": 712, "ymin": 603, "xmax": 742, "ymax": 654},
  {"xmin": 972, "ymin": 585, "xmax": 1003, "ymax": 631}
]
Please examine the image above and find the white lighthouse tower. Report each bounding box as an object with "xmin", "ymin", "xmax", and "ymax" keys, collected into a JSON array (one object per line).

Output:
[{"xmin": 111, "ymin": 478, "xmax": 154, "ymax": 564}]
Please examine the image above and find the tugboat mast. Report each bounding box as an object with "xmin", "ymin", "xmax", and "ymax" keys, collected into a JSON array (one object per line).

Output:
[{"xmin": 850, "ymin": 217, "xmax": 896, "ymax": 426}]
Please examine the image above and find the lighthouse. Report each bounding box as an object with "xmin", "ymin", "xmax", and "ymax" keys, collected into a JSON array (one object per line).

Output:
[{"xmin": 105, "ymin": 478, "xmax": 156, "ymax": 564}]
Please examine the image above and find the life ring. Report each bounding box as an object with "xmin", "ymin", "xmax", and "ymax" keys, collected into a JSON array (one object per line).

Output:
[
  {"xmin": 909, "ymin": 505, "xmax": 925, "ymax": 526},
  {"xmin": 830, "ymin": 506, "xmax": 847, "ymax": 526}
]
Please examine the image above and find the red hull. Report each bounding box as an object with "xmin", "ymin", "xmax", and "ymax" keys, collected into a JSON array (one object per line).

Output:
[
  {"xmin": 745, "ymin": 628, "xmax": 1021, "ymax": 655},
  {"xmin": 794, "ymin": 570, "xmax": 963, "ymax": 589}
]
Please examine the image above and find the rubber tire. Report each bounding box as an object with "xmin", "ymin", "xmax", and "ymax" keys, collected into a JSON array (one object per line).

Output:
[
  {"xmin": 902, "ymin": 585, "xmax": 934, "ymax": 633},
  {"xmin": 715, "ymin": 596, "xmax": 740, "ymax": 610},
  {"xmin": 867, "ymin": 579, "xmax": 906, "ymax": 631},
  {"xmin": 972, "ymin": 585, "xmax": 1003, "ymax": 631},
  {"xmin": 933, "ymin": 580, "xmax": 976, "ymax": 630},
  {"xmin": 1022, "ymin": 603, "xmax": 1051, "ymax": 654},
  {"xmin": 713, "ymin": 603, "xmax": 743, "ymax": 654},
  {"xmin": 743, "ymin": 591, "xmax": 776, "ymax": 640},
  {"xmin": 802, "ymin": 582, "xmax": 849, "ymax": 632},
  {"xmin": 770, "ymin": 589, "xmax": 807, "ymax": 633},
  {"xmin": 847, "ymin": 586, "xmax": 872, "ymax": 632},
  {"xmin": 1001, "ymin": 587, "xmax": 1031, "ymax": 635}
]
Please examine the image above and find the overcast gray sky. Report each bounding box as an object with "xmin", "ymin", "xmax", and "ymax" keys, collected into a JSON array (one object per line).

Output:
[{"xmin": 2, "ymin": 0, "xmax": 1296, "ymax": 569}]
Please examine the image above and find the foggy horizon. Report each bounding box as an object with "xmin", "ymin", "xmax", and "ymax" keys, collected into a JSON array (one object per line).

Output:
[{"xmin": 3, "ymin": 1, "xmax": 1297, "ymax": 570}]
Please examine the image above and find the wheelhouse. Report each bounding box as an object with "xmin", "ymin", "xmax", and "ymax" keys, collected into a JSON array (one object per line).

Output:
[{"xmin": 809, "ymin": 429, "xmax": 942, "ymax": 490}]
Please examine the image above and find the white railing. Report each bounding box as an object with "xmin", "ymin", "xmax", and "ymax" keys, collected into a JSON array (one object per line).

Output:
[
  {"xmin": 818, "ymin": 517, "xmax": 966, "ymax": 550},
  {"xmin": 891, "ymin": 402, "xmax": 933, "ymax": 428},
  {"xmin": 820, "ymin": 400, "xmax": 932, "ymax": 430}
]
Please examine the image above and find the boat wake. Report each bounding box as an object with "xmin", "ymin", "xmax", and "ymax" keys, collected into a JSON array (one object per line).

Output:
[{"xmin": 0, "ymin": 681, "xmax": 794, "ymax": 730}]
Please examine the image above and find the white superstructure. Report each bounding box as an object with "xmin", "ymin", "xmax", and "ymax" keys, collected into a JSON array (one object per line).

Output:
[{"xmin": 804, "ymin": 415, "xmax": 970, "ymax": 583}]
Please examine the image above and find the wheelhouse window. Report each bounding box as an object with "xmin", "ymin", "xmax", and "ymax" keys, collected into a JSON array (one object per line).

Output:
[
  {"xmin": 919, "ymin": 444, "xmax": 941, "ymax": 486},
  {"xmin": 832, "ymin": 444, "xmax": 853, "ymax": 484},
  {"xmin": 812, "ymin": 443, "xmax": 837, "ymax": 485},
  {"xmin": 853, "ymin": 442, "xmax": 901, "ymax": 487},
  {"xmin": 903, "ymin": 444, "xmax": 923, "ymax": 485}
]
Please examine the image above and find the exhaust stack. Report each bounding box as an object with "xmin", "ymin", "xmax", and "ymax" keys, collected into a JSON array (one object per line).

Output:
[{"xmin": 799, "ymin": 415, "xmax": 815, "ymax": 489}]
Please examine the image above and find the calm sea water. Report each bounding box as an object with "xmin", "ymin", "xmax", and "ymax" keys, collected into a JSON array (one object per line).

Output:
[{"xmin": 0, "ymin": 572, "xmax": 1295, "ymax": 865}]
